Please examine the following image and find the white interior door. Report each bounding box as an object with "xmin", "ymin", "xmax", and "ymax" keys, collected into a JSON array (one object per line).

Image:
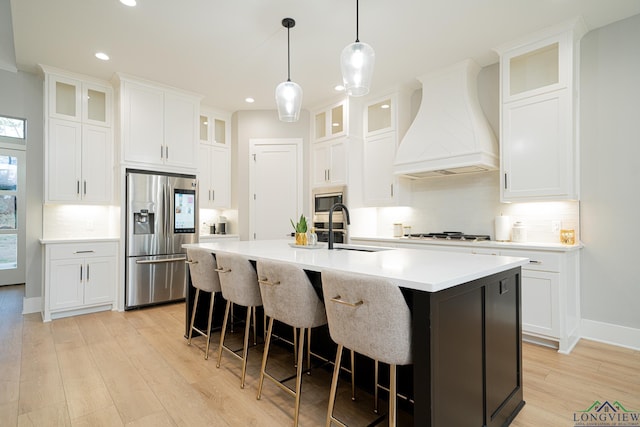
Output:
[
  {"xmin": 249, "ymin": 139, "xmax": 302, "ymax": 240},
  {"xmin": 0, "ymin": 148, "xmax": 26, "ymax": 286}
]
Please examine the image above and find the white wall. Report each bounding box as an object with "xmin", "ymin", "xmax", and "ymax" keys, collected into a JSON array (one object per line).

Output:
[
  {"xmin": 580, "ymin": 13, "xmax": 640, "ymax": 330},
  {"xmin": 0, "ymin": 68, "xmax": 43, "ymax": 299},
  {"xmin": 231, "ymin": 109, "xmax": 311, "ymax": 241}
]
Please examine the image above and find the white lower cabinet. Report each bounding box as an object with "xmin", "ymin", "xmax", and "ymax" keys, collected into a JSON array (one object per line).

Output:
[
  {"xmin": 43, "ymin": 241, "xmax": 117, "ymax": 322},
  {"xmin": 350, "ymin": 238, "xmax": 581, "ymax": 353}
]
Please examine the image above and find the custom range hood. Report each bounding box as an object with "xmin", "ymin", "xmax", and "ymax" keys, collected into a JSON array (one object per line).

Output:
[{"xmin": 393, "ymin": 59, "xmax": 498, "ymax": 178}]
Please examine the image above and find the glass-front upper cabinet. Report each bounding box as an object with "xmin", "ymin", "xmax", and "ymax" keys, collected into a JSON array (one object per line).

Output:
[
  {"xmin": 47, "ymin": 73, "xmax": 112, "ymax": 127},
  {"xmin": 499, "ymin": 32, "xmax": 570, "ymax": 103},
  {"xmin": 199, "ymin": 108, "xmax": 230, "ymax": 146},
  {"xmin": 365, "ymin": 96, "xmax": 394, "ymax": 137},
  {"xmin": 313, "ymin": 99, "xmax": 347, "ymax": 142}
]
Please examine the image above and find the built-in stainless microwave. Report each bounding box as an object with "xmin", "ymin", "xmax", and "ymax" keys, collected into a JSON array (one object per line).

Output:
[
  {"xmin": 312, "ymin": 186, "xmax": 347, "ymax": 243},
  {"xmin": 313, "ymin": 186, "xmax": 345, "ymax": 216}
]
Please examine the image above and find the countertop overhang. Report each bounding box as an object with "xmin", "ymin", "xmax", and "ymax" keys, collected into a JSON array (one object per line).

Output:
[{"xmin": 183, "ymin": 239, "xmax": 528, "ymax": 293}]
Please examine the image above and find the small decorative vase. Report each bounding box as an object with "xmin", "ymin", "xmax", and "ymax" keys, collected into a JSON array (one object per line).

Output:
[{"xmin": 295, "ymin": 232, "xmax": 308, "ymax": 246}]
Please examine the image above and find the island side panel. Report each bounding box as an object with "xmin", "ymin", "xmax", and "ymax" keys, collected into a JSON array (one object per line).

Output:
[{"xmin": 412, "ymin": 267, "xmax": 524, "ymax": 427}]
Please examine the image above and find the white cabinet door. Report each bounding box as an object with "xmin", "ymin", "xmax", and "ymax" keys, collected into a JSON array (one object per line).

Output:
[
  {"xmin": 49, "ymin": 259, "xmax": 84, "ymax": 310},
  {"xmin": 48, "ymin": 74, "xmax": 82, "ymax": 122},
  {"xmin": 312, "ymin": 143, "xmax": 330, "ymax": 187},
  {"xmin": 197, "ymin": 144, "xmax": 213, "ymax": 208},
  {"xmin": 312, "ymin": 139, "xmax": 347, "ymax": 187},
  {"xmin": 82, "ymin": 125, "xmax": 113, "ymax": 203},
  {"xmin": 211, "ymin": 146, "xmax": 230, "ymax": 208},
  {"xmin": 48, "ymin": 119, "xmax": 82, "ymax": 202},
  {"xmin": 84, "ymin": 256, "xmax": 116, "ymax": 305},
  {"xmin": 502, "ymin": 89, "xmax": 572, "ymax": 200},
  {"xmin": 122, "ymin": 82, "xmax": 164, "ymax": 165},
  {"xmin": 363, "ymin": 133, "xmax": 396, "ymax": 205},
  {"xmin": 164, "ymin": 92, "xmax": 198, "ymax": 169},
  {"xmin": 328, "ymin": 139, "xmax": 346, "ymax": 185},
  {"xmin": 521, "ymin": 269, "xmax": 560, "ymax": 337}
]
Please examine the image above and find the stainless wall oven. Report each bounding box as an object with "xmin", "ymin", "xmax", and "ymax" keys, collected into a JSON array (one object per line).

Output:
[{"xmin": 312, "ymin": 186, "xmax": 347, "ymax": 243}]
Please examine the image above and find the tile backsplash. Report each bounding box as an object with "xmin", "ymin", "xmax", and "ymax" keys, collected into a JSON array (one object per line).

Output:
[
  {"xmin": 43, "ymin": 205, "xmax": 120, "ymax": 239},
  {"xmin": 352, "ymin": 171, "xmax": 580, "ymax": 244}
]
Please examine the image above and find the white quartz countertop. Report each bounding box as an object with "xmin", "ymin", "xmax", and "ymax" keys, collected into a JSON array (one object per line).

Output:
[
  {"xmin": 350, "ymin": 236, "xmax": 583, "ymax": 252},
  {"xmin": 40, "ymin": 237, "xmax": 120, "ymax": 244},
  {"xmin": 184, "ymin": 239, "xmax": 529, "ymax": 293}
]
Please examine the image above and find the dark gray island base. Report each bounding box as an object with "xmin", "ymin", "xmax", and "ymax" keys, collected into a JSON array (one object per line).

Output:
[
  {"xmin": 187, "ymin": 264, "xmax": 524, "ymax": 426},
  {"xmin": 412, "ymin": 266, "xmax": 525, "ymax": 426}
]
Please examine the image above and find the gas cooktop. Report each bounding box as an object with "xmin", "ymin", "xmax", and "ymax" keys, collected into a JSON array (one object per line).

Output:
[{"xmin": 404, "ymin": 231, "xmax": 491, "ymax": 242}]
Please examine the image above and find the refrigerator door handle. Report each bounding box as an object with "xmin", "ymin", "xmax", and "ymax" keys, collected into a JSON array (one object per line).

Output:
[{"xmin": 135, "ymin": 257, "xmax": 187, "ymax": 265}]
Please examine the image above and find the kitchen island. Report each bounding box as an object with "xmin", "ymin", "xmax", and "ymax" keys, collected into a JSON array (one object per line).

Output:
[{"xmin": 184, "ymin": 240, "xmax": 529, "ymax": 426}]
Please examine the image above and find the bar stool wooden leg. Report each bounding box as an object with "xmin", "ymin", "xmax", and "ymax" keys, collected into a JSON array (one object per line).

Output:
[
  {"xmin": 240, "ymin": 306, "xmax": 252, "ymax": 388},
  {"xmin": 350, "ymin": 349, "xmax": 356, "ymax": 401},
  {"xmin": 374, "ymin": 359, "xmax": 379, "ymax": 413},
  {"xmin": 306, "ymin": 328, "xmax": 312, "ymax": 375},
  {"xmin": 204, "ymin": 291, "xmax": 215, "ymax": 360},
  {"xmin": 216, "ymin": 300, "xmax": 231, "ymax": 368},
  {"xmin": 252, "ymin": 306, "xmax": 258, "ymax": 345},
  {"xmin": 293, "ymin": 326, "xmax": 306, "ymax": 427},
  {"xmin": 326, "ymin": 344, "xmax": 345, "ymax": 427},
  {"xmin": 187, "ymin": 288, "xmax": 200, "ymax": 345},
  {"xmin": 389, "ymin": 364, "xmax": 397, "ymax": 427},
  {"xmin": 256, "ymin": 316, "xmax": 274, "ymax": 400}
]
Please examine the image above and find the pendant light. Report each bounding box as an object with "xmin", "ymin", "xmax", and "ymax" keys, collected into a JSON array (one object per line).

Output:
[
  {"xmin": 340, "ymin": 0, "xmax": 375, "ymax": 97},
  {"xmin": 275, "ymin": 18, "xmax": 303, "ymax": 122}
]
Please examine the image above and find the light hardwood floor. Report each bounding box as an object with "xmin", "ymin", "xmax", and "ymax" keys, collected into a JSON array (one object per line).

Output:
[{"xmin": 1, "ymin": 284, "xmax": 639, "ymax": 426}]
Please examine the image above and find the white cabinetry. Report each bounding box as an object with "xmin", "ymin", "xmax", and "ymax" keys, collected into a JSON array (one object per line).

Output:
[
  {"xmin": 311, "ymin": 99, "xmax": 350, "ymax": 188},
  {"xmin": 501, "ymin": 248, "xmax": 580, "ymax": 353},
  {"xmin": 350, "ymin": 237, "xmax": 580, "ymax": 353},
  {"xmin": 42, "ymin": 67, "xmax": 113, "ymax": 203},
  {"xmin": 43, "ymin": 241, "xmax": 117, "ymax": 322},
  {"xmin": 198, "ymin": 144, "xmax": 231, "ymax": 209},
  {"xmin": 312, "ymin": 138, "xmax": 347, "ymax": 187},
  {"xmin": 117, "ymin": 75, "xmax": 201, "ymax": 172},
  {"xmin": 496, "ymin": 19, "xmax": 586, "ymax": 202},
  {"xmin": 313, "ymin": 100, "xmax": 348, "ymax": 141},
  {"xmin": 198, "ymin": 108, "xmax": 231, "ymax": 209},
  {"xmin": 362, "ymin": 94, "xmax": 410, "ymax": 206}
]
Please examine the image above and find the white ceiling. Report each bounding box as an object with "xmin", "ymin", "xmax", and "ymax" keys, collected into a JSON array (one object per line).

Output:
[{"xmin": 9, "ymin": 0, "xmax": 640, "ymax": 113}]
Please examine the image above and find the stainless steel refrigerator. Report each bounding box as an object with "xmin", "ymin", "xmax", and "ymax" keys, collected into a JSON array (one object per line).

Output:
[{"xmin": 125, "ymin": 169, "xmax": 198, "ymax": 309}]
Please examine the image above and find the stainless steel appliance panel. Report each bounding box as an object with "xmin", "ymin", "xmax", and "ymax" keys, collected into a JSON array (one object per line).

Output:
[
  {"xmin": 126, "ymin": 255, "xmax": 187, "ymax": 308},
  {"xmin": 125, "ymin": 170, "xmax": 197, "ymax": 309},
  {"xmin": 127, "ymin": 172, "xmax": 169, "ymax": 257}
]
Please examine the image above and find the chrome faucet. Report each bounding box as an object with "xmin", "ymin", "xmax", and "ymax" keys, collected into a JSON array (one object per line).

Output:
[{"xmin": 328, "ymin": 203, "xmax": 350, "ymax": 250}]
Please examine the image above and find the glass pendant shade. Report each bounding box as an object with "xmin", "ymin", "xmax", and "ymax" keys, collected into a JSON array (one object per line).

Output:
[
  {"xmin": 340, "ymin": 41, "xmax": 375, "ymax": 96},
  {"xmin": 275, "ymin": 80, "xmax": 303, "ymax": 122}
]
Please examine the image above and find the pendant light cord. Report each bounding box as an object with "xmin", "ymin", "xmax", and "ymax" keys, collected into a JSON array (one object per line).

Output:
[
  {"xmin": 287, "ymin": 25, "xmax": 291, "ymax": 82},
  {"xmin": 355, "ymin": 0, "xmax": 360, "ymax": 43}
]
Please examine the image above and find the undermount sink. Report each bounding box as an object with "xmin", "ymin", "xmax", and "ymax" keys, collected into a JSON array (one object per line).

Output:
[{"xmin": 333, "ymin": 245, "xmax": 391, "ymax": 252}]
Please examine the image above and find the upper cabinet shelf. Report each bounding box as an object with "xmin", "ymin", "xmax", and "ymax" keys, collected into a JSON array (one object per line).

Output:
[
  {"xmin": 313, "ymin": 99, "xmax": 348, "ymax": 142},
  {"xmin": 44, "ymin": 67, "xmax": 113, "ymax": 127}
]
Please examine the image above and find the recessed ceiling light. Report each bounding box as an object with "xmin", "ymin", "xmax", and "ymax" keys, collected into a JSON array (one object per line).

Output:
[
  {"xmin": 120, "ymin": 0, "xmax": 136, "ymax": 6},
  {"xmin": 381, "ymin": 104, "xmax": 390, "ymax": 109},
  {"xmin": 245, "ymin": 97, "xmax": 255, "ymax": 103},
  {"xmin": 95, "ymin": 52, "xmax": 110, "ymax": 61},
  {"xmin": 334, "ymin": 85, "xmax": 345, "ymax": 92}
]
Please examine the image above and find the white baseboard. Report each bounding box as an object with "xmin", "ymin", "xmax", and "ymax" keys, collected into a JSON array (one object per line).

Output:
[
  {"xmin": 22, "ymin": 296, "xmax": 41, "ymax": 315},
  {"xmin": 581, "ymin": 318, "xmax": 640, "ymax": 351}
]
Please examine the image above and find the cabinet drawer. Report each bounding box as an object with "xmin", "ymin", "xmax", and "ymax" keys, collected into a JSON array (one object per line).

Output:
[
  {"xmin": 500, "ymin": 249, "xmax": 560, "ymax": 272},
  {"xmin": 48, "ymin": 242, "xmax": 117, "ymax": 260}
]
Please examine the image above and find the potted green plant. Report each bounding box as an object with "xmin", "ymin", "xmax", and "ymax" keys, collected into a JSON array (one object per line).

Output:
[{"xmin": 290, "ymin": 214, "xmax": 308, "ymax": 245}]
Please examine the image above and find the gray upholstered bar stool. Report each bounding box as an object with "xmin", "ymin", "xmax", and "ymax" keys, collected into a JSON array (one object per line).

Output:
[
  {"xmin": 322, "ymin": 269, "xmax": 412, "ymax": 427},
  {"xmin": 215, "ymin": 252, "xmax": 263, "ymax": 389},
  {"xmin": 186, "ymin": 248, "xmax": 221, "ymax": 360},
  {"xmin": 255, "ymin": 259, "xmax": 327, "ymax": 427}
]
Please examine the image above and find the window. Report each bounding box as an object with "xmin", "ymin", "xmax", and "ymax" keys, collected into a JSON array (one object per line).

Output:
[{"xmin": 0, "ymin": 116, "xmax": 26, "ymax": 140}]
